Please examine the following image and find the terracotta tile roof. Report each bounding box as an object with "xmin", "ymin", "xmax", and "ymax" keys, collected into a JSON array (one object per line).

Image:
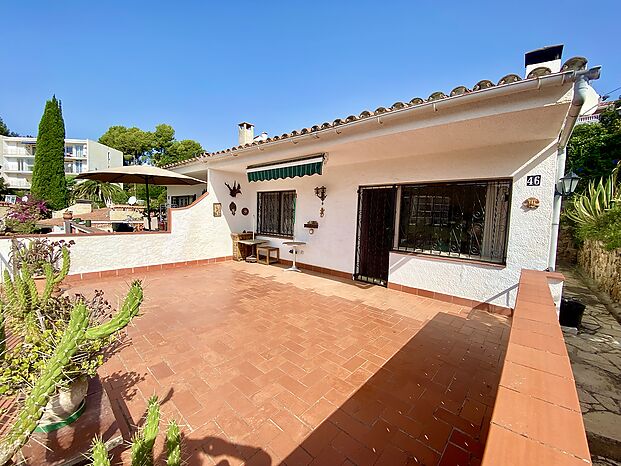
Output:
[
  {"xmin": 38, "ymin": 208, "xmax": 112, "ymax": 227},
  {"xmin": 164, "ymin": 56, "xmax": 588, "ymax": 169}
]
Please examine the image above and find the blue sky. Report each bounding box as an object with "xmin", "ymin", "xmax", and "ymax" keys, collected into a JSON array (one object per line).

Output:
[{"xmin": 1, "ymin": 1, "xmax": 618, "ymax": 152}]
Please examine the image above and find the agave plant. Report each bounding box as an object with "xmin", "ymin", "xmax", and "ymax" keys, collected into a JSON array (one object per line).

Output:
[{"xmin": 565, "ymin": 163, "xmax": 620, "ymax": 227}]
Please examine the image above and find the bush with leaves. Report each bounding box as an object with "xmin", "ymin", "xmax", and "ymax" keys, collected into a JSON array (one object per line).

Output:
[
  {"xmin": 4, "ymin": 196, "xmax": 49, "ymax": 234},
  {"xmin": 576, "ymin": 204, "xmax": 621, "ymax": 250}
]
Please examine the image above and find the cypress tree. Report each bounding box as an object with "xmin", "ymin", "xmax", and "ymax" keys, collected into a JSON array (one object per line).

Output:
[{"xmin": 31, "ymin": 96, "xmax": 68, "ymax": 210}]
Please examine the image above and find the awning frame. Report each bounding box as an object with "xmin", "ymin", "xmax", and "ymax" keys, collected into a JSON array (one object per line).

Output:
[{"xmin": 247, "ymin": 154, "xmax": 325, "ymax": 182}]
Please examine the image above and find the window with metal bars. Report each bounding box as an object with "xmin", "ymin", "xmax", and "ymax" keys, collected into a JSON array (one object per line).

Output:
[
  {"xmin": 257, "ymin": 190, "xmax": 296, "ymax": 237},
  {"xmin": 396, "ymin": 180, "xmax": 511, "ymax": 263}
]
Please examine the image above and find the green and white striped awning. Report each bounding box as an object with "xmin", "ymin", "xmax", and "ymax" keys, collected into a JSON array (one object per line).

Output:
[{"xmin": 247, "ymin": 155, "xmax": 324, "ymax": 182}]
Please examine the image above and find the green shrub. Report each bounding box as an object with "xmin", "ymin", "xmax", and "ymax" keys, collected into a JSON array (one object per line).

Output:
[{"xmin": 577, "ymin": 204, "xmax": 621, "ymax": 250}]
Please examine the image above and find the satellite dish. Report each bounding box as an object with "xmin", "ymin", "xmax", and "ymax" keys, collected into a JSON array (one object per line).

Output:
[{"xmin": 128, "ymin": 196, "xmax": 137, "ymax": 205}]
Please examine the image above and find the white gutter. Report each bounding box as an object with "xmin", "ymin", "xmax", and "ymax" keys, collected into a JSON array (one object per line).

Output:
[
  {"xmin": 187, "ymin": 70, "xmax": 582, "ymax": 169},
  {"xmin": 548, "ymin": 67, "xmax": 601, "ymax": 271}
]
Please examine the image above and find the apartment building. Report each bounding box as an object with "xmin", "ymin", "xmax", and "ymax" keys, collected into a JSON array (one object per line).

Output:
[{"xmin": 0, "ymin": 137, "xmax": 123, "ymax": 189}]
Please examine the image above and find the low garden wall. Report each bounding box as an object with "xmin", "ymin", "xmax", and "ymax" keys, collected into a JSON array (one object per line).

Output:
[
  {"xmin": 481, "ymin": 269, "xmax": 590, "ymax": 465},
  {"xmin": 578, "ymin": 239, "xmax": 621, "ymax": 303},
  {"xmin": 0, "ymin": 189, "xmax": 236, "ymax": 278}
]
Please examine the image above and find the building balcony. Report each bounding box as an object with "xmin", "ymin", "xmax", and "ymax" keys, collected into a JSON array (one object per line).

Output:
[{"xmin": 577, "ymin": 114, "xmax": 601, "ymax": 124}]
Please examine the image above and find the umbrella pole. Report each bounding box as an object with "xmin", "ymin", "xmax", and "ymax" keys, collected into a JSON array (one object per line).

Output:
[{"xmin": 145, "ymin": 177, "xmax": 151, "ymax": 230}]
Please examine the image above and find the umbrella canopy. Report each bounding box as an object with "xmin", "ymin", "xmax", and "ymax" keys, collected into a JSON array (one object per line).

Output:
[
  {"xmin": 75, "ymin": 165, "xmax": 205, "ymax": 230},
  {"xmin": 75, "ymin": 165, "xmax": 204, "ymax": 185}
]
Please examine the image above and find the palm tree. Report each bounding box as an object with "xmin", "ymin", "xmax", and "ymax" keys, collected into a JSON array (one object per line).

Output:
[{"xmin": 71, "ymin": 180, "xmax": 125, "ymax": 207}]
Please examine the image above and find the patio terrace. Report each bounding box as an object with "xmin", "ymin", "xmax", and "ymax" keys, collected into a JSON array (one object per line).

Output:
[{"xmin": 68, "ymin": 261, "xmax": 510, "ymax": 465}]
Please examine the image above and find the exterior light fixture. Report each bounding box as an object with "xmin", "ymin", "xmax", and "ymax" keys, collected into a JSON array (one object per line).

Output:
[
  {"xmin": 314, "ymin": 186, "xmax": 327, "ymax": 204},
  {"xmin": 556, "ymin": 171, "xmax": 581, "ymax": 197}
]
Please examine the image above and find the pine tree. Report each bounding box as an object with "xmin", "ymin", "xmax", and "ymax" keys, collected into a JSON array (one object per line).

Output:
[{"xmin": 31, "ymin": 96, "xmax": 68, "ymax": 210}]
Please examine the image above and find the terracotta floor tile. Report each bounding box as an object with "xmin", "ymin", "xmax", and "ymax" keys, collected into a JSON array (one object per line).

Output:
[
  {"xmin": 439, "ymin": 442, "xmax": 471, "ymax": 466},
  {"xmin": 300, "ymin": 398, "xmax": 338, "ymax": 429},
  {"xmin": 72, "ymin": 262, "xmax": 514, "ymax": 466},
  {"xmin": 418, "ymin": 416, "xmax": 453, "ymax": 452}
]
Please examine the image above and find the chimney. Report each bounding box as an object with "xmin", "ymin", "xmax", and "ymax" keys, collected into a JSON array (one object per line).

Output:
[
  {"xmin": 238, "ymin": 122, "xmax": 254, "ymax": 146},
  {"xmin": 524, "ymin": 44, "xmax": 563, "ymax": 78}
]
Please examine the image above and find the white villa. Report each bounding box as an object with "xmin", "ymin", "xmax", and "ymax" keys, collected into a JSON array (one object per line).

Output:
[
  {"xmin": 0, "ymin": 46, "xmax": 601, "ymax": 315},
  {"xmin": 161, "ymin": 46, "xmax": 600, "ymax": 312},
  {"xmin": 0, "ymin": 136, "xmax": 123, "ymax": 189}
]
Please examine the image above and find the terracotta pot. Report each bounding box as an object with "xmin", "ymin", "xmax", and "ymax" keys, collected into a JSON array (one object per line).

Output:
[
  {"xmin": 62, "ymin": 211, "xmax": 73, "ymax": 220},
  {"xmin": 36, "ymin": 377, "xmax": 88, "ymax": 432}
]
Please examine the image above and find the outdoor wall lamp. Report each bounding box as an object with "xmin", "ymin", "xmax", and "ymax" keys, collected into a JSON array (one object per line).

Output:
[
  {"xmin": 314, "ymin": 186, "xmax": 327, "ymax": 204},
  {"xmin": 556, "ymin": 171, "xmax": 581, "ymax": 197}
]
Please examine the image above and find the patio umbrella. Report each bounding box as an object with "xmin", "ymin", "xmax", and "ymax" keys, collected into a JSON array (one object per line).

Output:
[{"xmin": 75, "ymin": 165, "xmax": 205, "ymax": 230}]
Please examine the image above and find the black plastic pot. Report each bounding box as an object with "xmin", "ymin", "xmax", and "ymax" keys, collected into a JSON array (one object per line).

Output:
[{"xmin": 559, "ymin": 298, "xmax": 586, "ymax": 328}]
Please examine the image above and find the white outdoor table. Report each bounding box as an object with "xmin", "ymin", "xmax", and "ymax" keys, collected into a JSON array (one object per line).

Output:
[{"xmin": 283, "ymin": 241, "xmax": 306, "ymax": 272}]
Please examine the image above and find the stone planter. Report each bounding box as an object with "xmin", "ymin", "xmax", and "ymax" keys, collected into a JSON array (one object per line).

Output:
[{"xmin": 35, "ymin": 377, "xmax": 88, "ymax": 433}]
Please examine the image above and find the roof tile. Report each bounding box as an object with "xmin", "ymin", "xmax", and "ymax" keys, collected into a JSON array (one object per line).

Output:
[{"xmin": 164, "ymin": 57, "xmax": 588, "ymax": 168}]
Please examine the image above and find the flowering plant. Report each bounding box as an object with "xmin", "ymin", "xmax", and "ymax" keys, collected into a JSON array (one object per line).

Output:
[{"xmin": 5, "ymin": 195, "xmax": 49, "ymax": 234}]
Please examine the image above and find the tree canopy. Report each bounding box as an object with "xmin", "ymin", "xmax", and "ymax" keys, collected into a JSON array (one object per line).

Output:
[
  {"xmin": 31, "ymin": 96, "xmax": 68, "ymax": 210},
  {"xmin": 0, "ymin": 116, "xmax": 19, "ymax": 137},
  {"xmin": 98, "ymin": 124, "xmax": 203, "ymax": 167},
  {"xmin": 568, "ymin": 104, "xmax": 621, "ymax": 191}
]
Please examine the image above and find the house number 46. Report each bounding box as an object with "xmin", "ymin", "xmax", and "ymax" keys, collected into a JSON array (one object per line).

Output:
[{"xmin": 526, "ymin": 175, "xmax": 541, "ymax": 186}]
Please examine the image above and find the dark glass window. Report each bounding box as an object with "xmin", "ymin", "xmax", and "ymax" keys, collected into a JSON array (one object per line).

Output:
[
  {"xmin": 396, "ymin": 180, "xmax": 511, "ymax": 263},
  {"xmin": 171, "ymin": 195, "xmax": 196, "ymax": 207},
  {"xmin": 257, "ymin": 190, "xmax": 296, "ymax": 237}
]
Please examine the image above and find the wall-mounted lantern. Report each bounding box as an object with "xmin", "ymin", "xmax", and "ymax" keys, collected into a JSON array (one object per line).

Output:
[{"xmin": 556, "ymin": 171, "xmax": 580, "ymax": 197}]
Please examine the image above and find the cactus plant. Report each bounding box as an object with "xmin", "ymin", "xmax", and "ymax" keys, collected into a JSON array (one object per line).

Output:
[
  {"xmin": 0, "ymin": 302, "xmax": 5, "ymax": 356},
  {"xmin": 131, "ymin": 396, "xmax": 160, "ymax": 466},
  {"xmin": 0, "ymin": 302, "xmax": 89, "ymax": 465},
  {"xmin": 84, "ymin": 281, "xmax": 143, "ymax": 341},
  {"xmin": 0, "ymin": 282, "xmax": 144, "ymax": 465},
  {"xmin": 88, "ymin": 400, "xmax": 182, "ymax": 466},
  {"xmin": 166, "ymin": 420, "xmax": 181, "ymax": 466}
]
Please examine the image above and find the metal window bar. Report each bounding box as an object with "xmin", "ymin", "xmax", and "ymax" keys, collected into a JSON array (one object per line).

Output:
[
  {"xmin": 257, "ymin": 190, "xmax": 296, "ymax": 237},
  {"xmin": 396, "ymin": 180, "xmax": 511, "ymax": 263}
]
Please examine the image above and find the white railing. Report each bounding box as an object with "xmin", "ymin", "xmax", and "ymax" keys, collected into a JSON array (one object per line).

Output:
[{"xmin": 577, "ymin": 114, "xmax": 601, "ymax": 124}]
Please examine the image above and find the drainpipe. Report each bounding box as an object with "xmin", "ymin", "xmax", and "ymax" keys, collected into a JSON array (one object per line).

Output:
[{"xmin": 548, "ymin": 67, "xmax": 601, "ymax": 271}]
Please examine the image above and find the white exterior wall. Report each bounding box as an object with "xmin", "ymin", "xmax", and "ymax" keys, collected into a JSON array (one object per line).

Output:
[
  {"xmin": 206, "ymin": 140, "xmax": 559, "ymax": 309},
  {"xmin": 86, "ymin": 139, "xmax": 123, "ymax": 171},
  {"xmin": 0, "ymin": 186, "xmax": 231, "ymax": 276}
]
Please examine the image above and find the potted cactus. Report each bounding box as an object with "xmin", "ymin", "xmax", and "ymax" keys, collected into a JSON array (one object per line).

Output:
[
  {"xmin": 0, "ymin": 242, "xmax": 143, "ymax": 435},
  {"xmin": 0, "ymin": 285, "xmax": 153, "ymax": 465}
]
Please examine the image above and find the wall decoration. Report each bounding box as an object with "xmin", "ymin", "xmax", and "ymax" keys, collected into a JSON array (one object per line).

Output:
[
  {"xmin": 229, "ymin": 202, "xmax": 237, "ymax": 215},
  {"xmin": 314, "ymin": 186, "xmax": 327, "ymax": 203},
  {"xmin": 225, "ymin": 181, "xmax": 242, "ymax": 197},
  {"xmin": 315, "ymin": 186, "xmax": 327, "ymax": 217},
  {"xmin": 241, "ymin": 207, "xmax": 249, "ymax": 216},
  {"xmin": 522, "ymin": 197, "xmax": 540, "ymax": 209},
  {"xmin": 213, "ymin": 203, "xmax": 222, "ymax": 217}
]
